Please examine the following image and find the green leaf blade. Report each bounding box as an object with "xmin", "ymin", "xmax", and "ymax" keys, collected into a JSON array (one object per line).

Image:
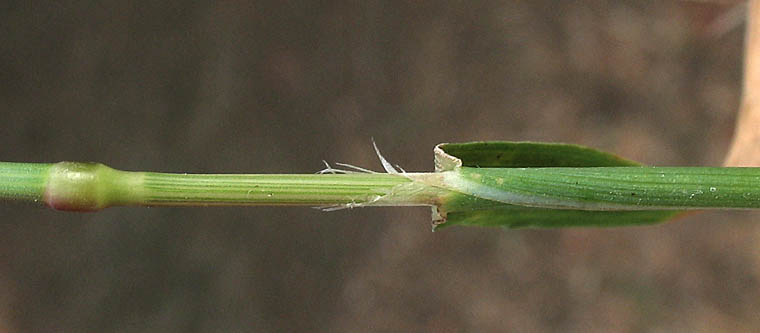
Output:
[
  {"xmin": 437, "ymin": 141, "xmax": 640, "ymax": 168},
  {"xmin": 442, "ymin": 206, "xmax": 682, "ymax": 229},
  {"xmin": 432, "ymin": 142, "xmax": 682, "ymax": 230}
]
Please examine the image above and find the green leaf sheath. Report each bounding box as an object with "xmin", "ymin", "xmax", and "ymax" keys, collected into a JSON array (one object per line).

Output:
[
  {"xmin": 138, "ymin": 172, "xmax": 419, "ymax": 207},
  {"xmin": 439, "ymin": 167, "xmax": 760, "ymax": 210},
  {"xmin": 0, "ymin": 162, "xmax": 423, "ymax": 211},
  {"xmin": 0, "ymin": 162, "xmax": 51, "ymax": 202}
]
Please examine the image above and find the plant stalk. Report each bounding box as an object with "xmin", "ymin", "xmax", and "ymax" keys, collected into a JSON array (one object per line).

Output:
[
  {"xmin": 5, "ymin": 161, "xmax": 760, "ymax": 213},
  {"xmin": 0, "ymin": 162, "xmax": 437, "ymax": 212}
]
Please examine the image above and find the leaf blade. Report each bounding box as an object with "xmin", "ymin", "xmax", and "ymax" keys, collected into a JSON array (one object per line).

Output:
[
  {"xmin": 432, "ymin": 142, "xmax": 680, "ymax": 229},
  {"xmin": 436, "ymin": 141, "xmax": 640, "ymax": 169}
]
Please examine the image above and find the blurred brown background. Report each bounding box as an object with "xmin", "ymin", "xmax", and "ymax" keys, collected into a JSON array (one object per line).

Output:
[{"xmin": 0, "ymin": 1, "xmax": 755, "ymax": 331}]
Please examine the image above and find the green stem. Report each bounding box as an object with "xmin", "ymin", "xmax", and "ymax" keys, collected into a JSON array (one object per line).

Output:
[
  {"xmin": 0, "ymin": 162, "xmax": 434, "ymax": 211},
  {"xmin": 6, "ymin": 161, "xmax": 760, "ymax": 213}
]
